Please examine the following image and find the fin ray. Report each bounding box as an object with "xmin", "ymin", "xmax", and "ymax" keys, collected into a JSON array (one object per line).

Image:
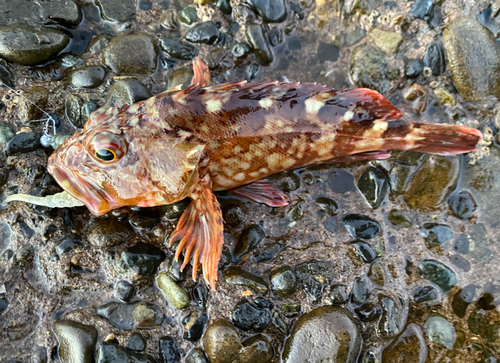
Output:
[{"xmin": 229, "ymin": 180, "xmax": 289, "ymax": 207}]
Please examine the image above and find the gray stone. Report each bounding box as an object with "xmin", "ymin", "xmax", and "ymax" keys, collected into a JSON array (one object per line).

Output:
[
  {"xmin": 103, "ymin": 34, "xmax": 158, "ymax": 75},
  {"xmin": 0, "ymin": 26, "xmax": 69, "ymax": 65},
  {"xmin": 224, "ymin": 266, "xmax": 269, "ymax": 295},
  {"xmin": 246, "ymin": 24, "xmax": 273, "ymax": 66},
  {"xmin": 67, "ymin": 66, "xmax": 106, "ymax": 89},
  {"xmin": 97, "ymin": 343, "xmax": 156, "ymax": 363},
  {"xmin": 424, "ymin": 315, "xmax": 456, "ymax": 349},
  {"xmin": 17, "ymin": 86, "xmax": 49, "ymax": 122},
  {"xmin": 96, "ymin": 301, "xmax": 163, "ymax": 329},
  {"xmin": 417, "ymin": 259, "xmax": 457, "ymax": 292},
  {"xmin": 283, "ymin": 305, "xmax": 361, "ymax": 362},
  {"xmin": 52, "ymin": 319, "xmax": 97, "ymax": 363},
  {"xmin": 95, "ymin": 0, "xmax": 136, "ymax": 22},
  {"xmin": 202, "ymin": 320, "xmax": 242, "ymax": 363},
  {"xmin": 105, "ymin": 79, "xmax": 152, "ymax": 108},
  {"xmin": 0, "ymin": 0, "xmax": 80, "ymax": 26}
]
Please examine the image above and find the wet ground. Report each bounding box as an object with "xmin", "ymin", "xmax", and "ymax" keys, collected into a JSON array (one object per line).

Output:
[{"xmin": 1, "ymin": 0, "xmax": 500, "ymax": 362}]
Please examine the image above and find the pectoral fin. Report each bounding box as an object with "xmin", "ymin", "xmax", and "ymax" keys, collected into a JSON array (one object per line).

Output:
[
  {"xmin": 191, "ymin": 57, "xmax": 210, "ymax": 88},
  {"xmin": 169, "ymin": 181, "xmax": 223, "ymax": 289},
  {"xmin": 229, "ymin": 180, "xmax": 289, "ymax": 207}
]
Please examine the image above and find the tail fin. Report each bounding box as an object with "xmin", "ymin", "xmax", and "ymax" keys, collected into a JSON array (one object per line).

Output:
[{"xmin": 386, "ymin": 121, "xmax": 483, "ymax": 156}]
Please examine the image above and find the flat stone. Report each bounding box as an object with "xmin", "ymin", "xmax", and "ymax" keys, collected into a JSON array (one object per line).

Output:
[
  {"xmin": 6, "ymin": 132, "xmax": 40, "ymax": 155},
  {"xmin": 103, "ymin": 34, "xmax": 158, "ymax": 75},
  {"xmin": 52, "ymin": 319, "xmax": 98, "ymax": 363},
  {"xmin": 223, "ymin": 266, "xmax": 269, "ymax": 295},
  {"xmin": 0, "ymin": 0, "xmax": 80, "ymax": 26},
  {"xmin": 283, "ymin": 305, "xmax": 361, "ymax": 362}
]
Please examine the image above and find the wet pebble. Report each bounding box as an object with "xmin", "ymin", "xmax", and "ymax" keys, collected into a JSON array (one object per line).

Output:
[
  {"xmin": 103, "ymin": 34, "xmax": 158, "ymax": 75},
  {"xmin": 358, "ymin": 166, "xmax": 389, "ymax": 209},
  {"xmin": 65, "ymin": 94, "xmax": 85, "ymax": 128},
  {"xmin": 96, "ymin": 301, "xmax": 163, "ymax": 329},
  {"xmin": 317, "ymin": 42, "xmax": 339, "ymax": 63},
  {"xmin": 67, "ymin": 66, "xmax": 106, "ymax": 89},
  {"xmin": 160, "ymin": 38, "xmax": 196, "ymax": 61},
  {"xmin": 167, "ymin": 68, "xmax": 194, "ymax": 90},
  {"xmin": 468, "ymin": 307, "xmax": 487, "ymax": 335},
  {"xmin": 269, "ymin": 266, "xmax": 296, "ymax": 297},
  {"xmin": 351, "ymin": 275, "xmax": 372, "ymax": 304},
  {"xmin": 179, "ymin": 6, "xmax": 198, "ymax": 25},
  {"xmin": 0, "ymin": 296, "xmax": 8, "ymax": 315},
  {"xmin": 240, "ymin": 334, "xmax": 274, "ymax": 363},
  {"xmin": 448, "ymin": 191, "xmax": 476, "ymax": 219},
  {"xmin": 454, "ymin": 234, "xmax": 469, "ymax": 254},
  {"xmin": 87, "ymin": 219, "xmax": 135, "ymax": 247},
  {"xmin": 315, "ymin": 197, "xmax": 338, "ymax": 216},
  {"xmin": 156, "ymin": 272, "xmax": 190, "ymax": 310},
  {"xmin": 282, "ymin": 306, "xmax": 361, "ymax": 362},
  {"xmin": 52, "ymin": 319, "xmax": 97, "ymax": 363},
  {"xmin": 0, "ymin": 26, "xmax": 69, "ymax": 65},
  {"xmin": 444, "ymin": 16, "xmax": 500, "ymax": 101},
  {"xmin": 423, "ymin": 42, "xmax": 445, "ymax": 76},
  {"xmin": 245, "ymin": 24, "xmax": 273, "ymax": 66},
  {"xmin": 224, "ymin": 266, "xmax": 269, "ymax": 295},
  {"xmin": 185, "ymin": 22, "xmax": 219, "ymax": 45},
  {"xmin": 410, "ymin": 0, "xmax": 433, "ymax": 20},
  {"xmin": 96, "ymin": 0, "xmax": 136, "ymax": 22},
  {"xmin": 413, "ymin": 285, "xmax": 439, "ymax": 304},
  {"xmin": 232, "ymin": 43, "xmax": 250, "ymax": 58},
  {"xmin": 115, "ymin": 280, "xmax": 135, "ymax": 302},
  {"xmin": 55, "ymin": 236, "xmax": 80, "ymax": 255},
  {"xmin": 353, "ymin": 241, "xmax": 376, "ymax": 263},
  {"xmin": 268, "ymin": 27, "xmax": 283, "ymax": 47},
  {"xmin": 378, "ymin": 294, "xmax": 403, "ymax": 339},
  {"xmin": 220, "ymin": 199, "xmax": 248, "ymax": 225},
  {"xmin": 159, "ymin": 336, "xmax": 181, "ymax": 363},
  {"xmin": 18, "ymin": 86, "xmax": 49, "ymax": 122},
  {"xmin": 420, "ymin": 223, "xmax": 453, "ymax": 249},
  {"xmin": 105, "ymin": 79, "xmax": 152, "ymax": 108},
  {"xmin": 388, "ymin": 210, "xmax": 412, "ymax": 228},
  {"xmin": 232, "ymin": 299, "xmax": 271, "ymax": 331},
  {"xmin": 406, "ymin": 60, "xmax": 424, "ymax": 79},
  {"xmin": 6, "ymin": 132, "xmax": 40, "ymax": 155},
  {"xmin": 452, "ymin": 285, "xmax": 475, "ymax": 318},
  {"xmin": 0, "ymin": 123, "xmax": 14, "ymax": 144},
  {"xmin": 241, "ymin": 0, "xmax": 286, "ymax": 23},
  {"xmin": 127, "ymin": 333, "xmax": 146, "ymax": 352},
  {"xmin": 202, "ymin": 320, "xmax": 242, "ymax": 363},
  {"xmin": 122, "ymin": 243, "xmax": 166, "ymax": 276},
  {"xmin": 281, "ymin": 302, "xmax": 301, "ymax": 317},
  {"xmin": 417, "ymin": 259, "xmax": 457, "ymax": 292},
  {"xmin": 233, "ymin": 224, "xmax": 265, "ymax": 260},
  {"xmin": 350, "ymin": 44, "xmax": 399, "ymax": 93},
  {"xmin": 295, "ymin": 260, "xmax": 335, "ymax": 301},
  {"xmin": 329, "ymin": 284, "xmax": 349, "ymax": 304},
  {"xmin": 381, "ymin": 323, "xmax": 428, "ymax": 363},
  {"xmin": 424, "ymin": 315, "xmax": 456, "ymax": 349},
  {"xmin": 185, "ymin": 348, "xmax": 209, "ymax": 363},
  {"xmin": 355, "ymin": 302, "xmax": 380, "ymax": 322},
  {"xmin": 183, "ymin": 311, "xmax": 208, "ymax": 341},
  {"xmin": 369, "ymin": 29, "xmax": 403, "ymax": 54},
  {"xmin": 342, "ymin": 214, "xmax": 381, "ymax": 239},
  {"xmin": 345, "ymin": 27, "xmax": 366, "ymax": 46},
  {"xmin": 97, "ymin": 343, "xmax": 156, "ymax": 363}
]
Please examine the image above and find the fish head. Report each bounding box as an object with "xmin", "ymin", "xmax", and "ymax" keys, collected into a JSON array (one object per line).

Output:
[{"xmin": 47, "ymin": 104, "xmax": 205, "ymax": 216}]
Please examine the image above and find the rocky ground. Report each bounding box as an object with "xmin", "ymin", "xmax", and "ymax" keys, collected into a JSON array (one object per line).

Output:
[{"xmin": 0, "ymin": 0, "xmax": 500, "ymax": 362}]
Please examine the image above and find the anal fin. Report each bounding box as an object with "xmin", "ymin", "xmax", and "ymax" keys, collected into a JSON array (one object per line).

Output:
[
  {"xmin": 229, "ymin": 180, "xmax": 289, "ymax": 207},
  {"xmin": 169, "ymin": 182, "xmax": 223, "ymax": 289},
  {"xmin": 333, "ymin": 150, "xmax": 391, "ymax": 163}
]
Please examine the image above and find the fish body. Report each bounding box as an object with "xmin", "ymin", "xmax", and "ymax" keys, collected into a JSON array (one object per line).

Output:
[{"xmin": 24, "ymin": 59, "xmax": 482, "ymax": 288}]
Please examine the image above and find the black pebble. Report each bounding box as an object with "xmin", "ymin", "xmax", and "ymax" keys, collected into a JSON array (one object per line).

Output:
[
  {"xmin": 232, "ymin": 299, "xmax": 271, "ymax": 331},
  {"xmin": 413, "ymin": 285, "xmax": 439, "ymax": 303},
  {"xmin": 159, "ymin": 336, "xmax": 181, "ymax": 363},
  {"xmin": 6, "ymin": 132, "xmax": 41, "ymax": 155},
  {"xmin": 115, "ymin": 280, "xmax": 135, "ymax": 302}
]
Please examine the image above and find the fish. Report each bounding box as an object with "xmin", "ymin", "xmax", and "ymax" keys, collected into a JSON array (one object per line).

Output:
[{"xmin": 5, "ymin": 58, "xmax": 483, "ymax": 289}]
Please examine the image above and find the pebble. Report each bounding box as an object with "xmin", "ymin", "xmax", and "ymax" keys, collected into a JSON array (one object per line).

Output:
[
  {"xmin": 87, "ymin": 219, "xmax": 135, "ymax": 247},
  {"xmin": 451, "ymin": 285, "xmax": 475, "ymax": 318},
  {"xmin": 420, "ymin": 223, "xmax": 453, "ymax": 249},
  {"xmin": 417, "ymin": 259, "xmax": 457, "ymax": 292},
  {"xmin": 413, "ymin": 286, "xmax": 439, "ymax": 304},
  {"xmin": 103, "ymin": 34, "xmax": 158, "ymax": 75},
  {"xmin": 160, "ymin": 38, "xmax": 196, "ymax": 61},
  {"xmin": 185, "ymin": 22, "xmax": 219, "ymax": 45},
  {"xmin": 97, "ymin": 343, "xmax": 156, "ymax": 363},
  {"xmin": 0, "ymin": 26, "xmax": 69, "ymax": 65},
  {"xmin": 268, "ymin": 28, "xmax": 283, "ymax": 47},
  {"xmin": 448, "ymin": 191, "xmax": 476, "ymax": 219},
  {"xmin": 317, "ymin": 42, "xmax": 339, "ymax": 63},
  {"xmin": 282, "ymin": 306, "xmax": 361, "ymax": 362},
  {"xmin": 406, "ymin": 60, "xmax": 424, "ymax": 79},
  {"xmin": 232, "ymin": 299, "xmax": 271, "ymax": 331},
  {"xmin": 355, "ymin": 302, "xmax": 380, "ymax": 322},
  {"xmin": 6, "ymin": 132, "xmax": 40, "ymax": 155},
  {"xmin": 220, "ymin": 199, "xmax": 248, "ymax": 225},
  {"xmin": 357, "ymin": 166, "xmax": 389, "ymax": 209},
  {"xmin": 353, "ymin": 241, "xmax": 376, "ymax": 263},
  {"xmin": 192, "ymin": 284, "xmax": 209, "ymax": 309},
  {"xmin": 96, "ymin": 301, "xmax": 163, "ymax": 329},
  {"xmin": 378, "ymin": 294, "xmax": 403, "ymax": 339},
  {"xmin": 179, "ymin": 7, "xmax": 198, "ymax": 25},
  {"xmin": 381, "ymin": 323, "xmax": 428, "ymax": 363},
  {"xmin": 423, "ymin": 42, "xmax": 445, "ymax": 76},
  {"xmin": 65, "ymin": 94, "xmax": 85, "ymax": 128},
  {"xmin": 115, "ymin": 280, "xmax": 136, "ymax": 302},
  {"xmin": 241, "ymin": 0, "xmax": 287, "ymax": 23},
  {"xmin": 233, "ymin": 224, "xmax": 265, "ymax": 260},
  {"xmin": 269, "ymin": 266, "xmax": 297, "ymax": 297},
  {"xmin": 223, "ymin": 266, "xmax": 269, "ymax": 295},
  {"xmin": 444, "ymin": 16, "xmax": 500, "ymax": 101},
  {"xmin": 240, "ymin": 334, "xmax": 274, "ymax": 363},
  {"xmin": 0, "ymin": 296, "xmax": 8, "ymax": 315},
  {"xmin": 345, "ymin": 27, "xmax": 366, "ymax": 46},
  {"xmin": 368, "ymin": 261, "xmax": 386, "ymax": 286},
  {"xmin": 281, "ymin": 302, "xmax": 301, "ymax": 317},
  {"xmin": 350, "ymin": 44, "xmax": 399, "ymax": 93},
  {"xmin": 315, "ymin": 197, "xmax": 338, "ymax": 216},
  {"xmin": 245, "ymin": 24, "xmax": 273, "ymax": 66},
  {"xmin": 232, "ymin": 43, "xmax": 250, "ymax": 58},
  {"xmin": 468, "ymin": 307, "xmax": 487, "ymax": 335},
  {"xmin": 126, "ymin": 333, "xmax": 146, "ymax": 352},
  {"xmin": 182, "ymin": 311, "xmax": 208, "ymax": 341},
  {"xmin": 159, "ymin": 336, "xmax": 181, "ymax": 363},
  {"xmin": 18, "ymin": 86, "xmax": 49, "ymax": 122},
  {"xmin": 185, "ymin": 348, "xmax": 209, "ymax": 363},
  {"xmin": 454, "ymin": 234, "xmax": 469, "ymax": 254},
  {"xmin": 52, "ymin": 319, "xmax": 97, "ymax": 363},
  {"xmin": 369, "ymin": 29, "xmax": 403, "ymax": 54},
  {"xmin": 95, "ymin": 0, "xmax": 136, "ymax": 22},
  {"xmin": 122, "ymin": 243, "xmax": 166, "ymax": 276},
  {"xmin": 55, "ymin": 236, "xmax": 80, "ymax": 255},
  {"xmin": 295, "ymin": 260, "xmax": 335, "ymax": 301},
  {"xmin": 424, "ymin": 315, "xmax": 456, "ymax": 349},
  {"xmin": 104, "ymin": 79, "xmax": 152, "ymax": 108},
  {"xmin": 156, "ymin": 272, "xmax": 191, "ymax": 309},
  {"xmin": 0, "ymin": 123, "xmax": 14, "ymax": 144},
  {"xmin": 67, "ymin": 65, "xmax": 106, "ymax": 89},
  {"xmin": 409, "ymin": 0, "xmax": 433, "ymax": 20},
  {"xmin": 388, "ymin": 210, "xmax": 412, "ymax": 228},
  {"xmin": 329, "ymin": 284, "xmax": 349, "ymax": 304},
  {"xmin": 0, "ymin": 0, "xmax": 80, "ymax": 27},
  {"xmin": 342, "ymin": 214, "xmax": 381, "ymax": 239},
  {"xmin": 351, "ymin": 275, "xmax": 372, "ymax": 304},
  {"xmin": 202, "ymin": 320, "xmax": 242, "ymax": 363}
]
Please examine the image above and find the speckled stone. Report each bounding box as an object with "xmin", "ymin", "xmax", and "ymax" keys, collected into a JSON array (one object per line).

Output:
[
  {"xmin": 52, "ymin": 319, "xmax": 97, "ymax": 363},
  {"xmin": 202, "ymin": 320, "xmax": 242, "ymax": 363},
  {"xmin": 382, "ymin": 323, "xmax": 428, "ymax": 363}
]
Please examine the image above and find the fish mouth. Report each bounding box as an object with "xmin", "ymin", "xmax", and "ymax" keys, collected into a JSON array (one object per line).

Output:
[{"xmin": 47, "ymin": 159, "xmax": 119, "ymax": 216}]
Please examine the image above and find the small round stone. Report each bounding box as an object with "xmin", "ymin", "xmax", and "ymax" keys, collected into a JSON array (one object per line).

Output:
[
  {"xmin": 342, "ymin": 214, "xmax": 381, "ymax": 240},
  {"xmin": 232, "ymin": 299, "xmax": 271, "ymax": 331},
  {"xmin": 105, "ymin": 79, "xmax": 152, "ymax": 108},
  {"xmin": 182, "ymin": 311, "xmax": 208, "ymax": 341},
  {"xmin": 115, "ymin": 280, "xmax": 136, "ymax": 302},
  {"xmin": 417, "ymin": 259, "xmax": 457, "ymax": 292},
  {"xmin": 329, "ymin": 284, "xmax": 349, "ymax": 305},
  {"xmin": 269, "ymin": 266, "xmax": 297, "ymax": 297},
  {"xmin": 185, "ymin": 22, "xmax": 219, "ymax": 45},
  {"xmin": 96, "ymin": 301, "xmax": 163, "ymax": 330},
  {"xmin": 413, "ymin": 286, "xmax": 439, "ymax": 304},
  {"xmin": 233, "ymin": 224, "xmax": 265, "ymax": 260},
  {"xmin": 202, "ymin": 320, "xmax": 242, "ymax": 363},
  {"xmin": 126, "ymin": 332, "xmax": 146, "ymax": 352},
  {"xmin": 6, "ymin": 132, "xmax": 40, "ymax": 155},
  {"xmin": 424, "ymin": 315, "xmax": 456, "ymax": 349},
  {"xmin": 67, "ymin": 65, "xmax": 106, "ymax": 89},
  {"xmin": 121, "ymin": 243, "xmax": 166, "ymax": 276},
  {"xmin": 102, "ymin": 34, "xmax": 158, "ymax": 75}
]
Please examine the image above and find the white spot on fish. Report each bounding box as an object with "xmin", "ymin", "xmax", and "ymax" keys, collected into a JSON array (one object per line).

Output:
[
  {"xmin": 258, "ymin": 98, "xmax": 273, "ymax": 109},
  {"xmin": 206, "ymin": 99, "xmax": 222, "ymax": 113},
  {"xmin": 343, "ymin": 110, "xmax": 354, "ymax": 121},
  {"xmin": 282, "ymin": 158, "xmax": 296, "ymax": 169},
  {"xmin": 233, "ymin": 145, "xmax": 243, "ymax": 154},
  {"xmin": 233, "ymin": 172, "xmax": 246, "ymax": 181},
  {"xmin": 305, "ymin": 97, "xmax": 324, "ymax": 115},
  {"xmin": 267, "ymin": 153, "xmax": 281, "ymax": 167}
]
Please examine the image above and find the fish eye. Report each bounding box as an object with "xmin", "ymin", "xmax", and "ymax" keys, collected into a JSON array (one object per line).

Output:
[{"xmin": 86, "ymin": 131, "xmax": 127, "ymax": 164}]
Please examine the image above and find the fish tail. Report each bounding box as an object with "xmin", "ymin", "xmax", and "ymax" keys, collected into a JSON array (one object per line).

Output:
[{"xmin": 386, "ymin": 121, "xmax": 483, "ymax": 155}]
